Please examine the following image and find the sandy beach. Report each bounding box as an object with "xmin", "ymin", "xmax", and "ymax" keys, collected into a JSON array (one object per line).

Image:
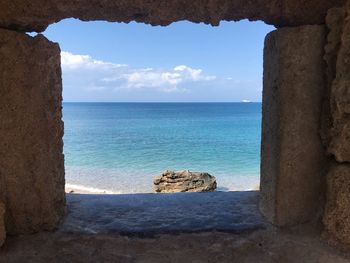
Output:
[{"xmin": 65, "ymin": 183, "xmax": 260, "ymax": 195}]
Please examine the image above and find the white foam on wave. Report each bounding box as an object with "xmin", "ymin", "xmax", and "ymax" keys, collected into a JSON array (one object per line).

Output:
[{"xmin": 65, "ymin": 183, "xmax": 121, "ymax": 194}]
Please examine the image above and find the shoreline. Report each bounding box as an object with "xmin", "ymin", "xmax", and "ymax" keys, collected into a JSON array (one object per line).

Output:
[
  {"xmin": 65, "ymin": 183, "xmax": 260, "ymax": 195},
  {"xmin": 65, "ymin": 184, "xmax": 118, "ymax": 195}
]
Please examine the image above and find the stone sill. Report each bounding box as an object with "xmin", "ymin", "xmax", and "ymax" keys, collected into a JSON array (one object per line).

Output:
[{"xmin": 60, "ymin": 191, "xmax": 265, "ymax": 236}]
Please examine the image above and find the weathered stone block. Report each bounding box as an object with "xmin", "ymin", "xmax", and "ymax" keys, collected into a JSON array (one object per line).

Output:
[
  {"xmin": 0, "ymin": 29, "xmax": 65, "ymax": 234},
  {"xmin": 321, "ymin": 7, "xmax": 346, "ymax": 148},
  {"xmin": 323, "ymin": 164, "xmax": 350, "ymax": 248},
  {"xmin": 326, "ymin": 6, "xmax": 350, "ymax": 163},
  {"xmin": 260, "ymin": 25, "xmax": 327, "ymax": 226},
  {"xmin": 0, "ymin": 202, "xmax": 5, "ymax": 247},
  {"xmin": 0, "ymin": 0, "xmax": 346, "ymax": 33}
]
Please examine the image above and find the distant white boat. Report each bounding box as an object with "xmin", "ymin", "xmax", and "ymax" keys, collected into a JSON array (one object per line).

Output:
[{"xmin": 241, "ymin": 100, "xmax": 251, "ymax": 103}]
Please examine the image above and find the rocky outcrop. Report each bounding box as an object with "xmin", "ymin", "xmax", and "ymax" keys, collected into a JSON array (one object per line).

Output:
[
  {"xmin": 0, "ymin": 202, "xmax": 5, "ymax": 247},
  {"xmin": 260, "ymin": 25, "xmax": 327, "ymax": 226},
  {"xmin": 0, "ymin": 0, "xmax": 346, "ymax": 33},
  {"xmin": 0, "ymin": 29, "xmax": 65, "ymax": 234},
  {"xmin": 154, "ymin": 170, "xmax": 217, "ymax": 193}
]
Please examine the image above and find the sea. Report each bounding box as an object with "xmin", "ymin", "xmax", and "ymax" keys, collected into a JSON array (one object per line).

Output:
[{"xmin": 63, "ymin": 102, "xmax": 262, "ymax": 194}]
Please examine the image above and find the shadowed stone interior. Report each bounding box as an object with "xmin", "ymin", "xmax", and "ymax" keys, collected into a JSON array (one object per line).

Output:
[
  {"xmin": 322, "ymin": 3, "xmax": 350, "ymax": 249},
  {"xmin": 1, "ymin": 0, "xmax": 350, "ymax": 253},
  {"xmin": 0, "ymin": 203, "xmax": 5, "ymax": 247},
  {"xmin": 325, "ymin": 6, "xmax": 350, "ymax": 163},
  {"xmin": 2, "ymin": 226, "xmax": 350, "ymax": 263},
  {"xmin": 61, "ymin": 192, "xmax": 264, "ymax": 235},
  {"xmin": 324, "ymin": 164, "xmax": 350, "ymax": 249}
]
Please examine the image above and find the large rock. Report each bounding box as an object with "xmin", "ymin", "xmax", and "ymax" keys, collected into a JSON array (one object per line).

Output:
[
  {"xmin": 259, "ymin": 25, "xmax": 327, "ymax": 226},
  {"xmin": 323, "ymin": 164, "xmax": 350, "ymax": 249},
  {"xmin": 0, "ymin": 0, "xmax": 346, "ymax": 33},
  {"xmin": 154, "ymin": 170, "xmax": 217, "ymax": 193},
  {"xmin": 0, "ymin": 203, "xmax": 5, "ymax": 247},
  {"xmin": 0, "ymin": 29, "xmax": 65, "ymax": 234}
]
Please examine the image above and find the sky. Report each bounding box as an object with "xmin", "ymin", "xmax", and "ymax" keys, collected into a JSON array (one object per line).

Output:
[{"xmin": 43, "ymin": 19, "xmax": 274, "ymax": 102}]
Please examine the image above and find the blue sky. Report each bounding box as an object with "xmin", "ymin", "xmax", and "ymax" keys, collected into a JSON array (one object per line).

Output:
[{"xmin": 43, "ymin": 19, "xmax": 274, "ymax": 102}]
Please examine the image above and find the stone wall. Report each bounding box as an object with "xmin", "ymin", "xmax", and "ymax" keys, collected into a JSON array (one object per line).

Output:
[
  {"xmin": 324, "ymin": 5, "xmax": 350, "ymax": 163},
  {"xmin": 0, "ymin": 29, "xmax": 65, "ymax": 235},
  {"xmin": 322, "ymin": 3, "xmax": 350, "ymax": 249},
  {"xmin": 260, "ymin": 25, "xmax": 327, "ymax": 226},
  {"xmin": 0, "ymin": 0, "xmax": 346, "ymax": 32},
  {"xmin": 0, "ymin": 202, "xmax": 5, "ymax": 247},
  {"xmin": 0, "ymin": 0, "xmax": 349, "ymax": 252}
]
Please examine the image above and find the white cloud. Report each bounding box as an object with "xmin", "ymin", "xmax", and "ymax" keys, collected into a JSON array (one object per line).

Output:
[
  {"xmin": 174, "ymin": 65, "xmax": 216, "ymax": 81},
  {"xmin": 60, "ymin": 51, "xmax": 263, "ymax": 102},
  {"xmin": 61, "ymin": 51, "xmax": 216, "ymax": 93},
  {"xmin": 61, "ymin": 51, "xmax": 127, "ymax": 70}
]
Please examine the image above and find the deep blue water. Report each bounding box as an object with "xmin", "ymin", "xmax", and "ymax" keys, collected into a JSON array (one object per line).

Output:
[{"xmin": 63, "ymin": 103, "xmax": 262, "ymax": 193}]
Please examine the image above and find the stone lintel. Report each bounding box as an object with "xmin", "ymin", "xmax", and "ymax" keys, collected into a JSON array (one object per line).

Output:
[{"xmin": 0, "ymin": 0, "xmax": 346, "ymax": 33}]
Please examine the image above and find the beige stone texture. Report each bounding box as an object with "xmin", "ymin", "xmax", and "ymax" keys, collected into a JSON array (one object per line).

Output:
[
  {"xmin": 321, "ymin": 7, "xmax": 347, "ymax": 148},
  {"xmin": 325, "ymin": 5, "xmax": 350, "ymax": 163},
  {"xmin": 323, "ymin": 164, "xmax": 350, "ymax": 249},
  {"xmin": 322, "ymin": 5, "xmax": 350, "ymax": 250},
  {"xmin": 0, "ymin": 0, "xmax": 346, "ymax": 33},
  {"xmin": 0, "ymin": 202, "xmax": 5, "ymax": 247},
  {"xmin": 1, "ymin": 228, "xmax": 350, "ymax": 262},
  {"xmin": 260, "ymin": 25, "xmax": 328, "ymax": 226},
  {"xmin": 0, "ymin": 29, "xmax": 65, "ymax": 234}
]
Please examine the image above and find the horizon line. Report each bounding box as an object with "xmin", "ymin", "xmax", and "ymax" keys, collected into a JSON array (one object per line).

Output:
[{"xmin": 62, "ymin": 101, "xmax": 263, "ymax": 103}]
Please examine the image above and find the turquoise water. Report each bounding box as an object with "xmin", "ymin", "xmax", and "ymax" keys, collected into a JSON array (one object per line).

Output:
[{"xmin": 63, "ymin": 103, "xmax": 262, "ymax": 193}]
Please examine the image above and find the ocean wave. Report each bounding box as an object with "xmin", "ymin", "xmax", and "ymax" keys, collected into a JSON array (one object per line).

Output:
[{"xmin": 65, "ymin": 183, "xmax": 121, "ymax": 194}]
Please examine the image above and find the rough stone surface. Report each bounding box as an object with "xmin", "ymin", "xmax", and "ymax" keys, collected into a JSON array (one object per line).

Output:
[
  {"xmin": 0, "ymin": 203, "xmax": 5, "ymax": 247},
  {"xmin": 260, "ymin": 25, "xmax": 328, "ymax": 226},
  {"xmin": 321, "ymin": 7, "xmax": 347, "ymax": 148},
  {"xmin": 325, "ymin": 5, "xmax": 350, "ymax": 163},
  {"xmin": 0, "ymin": 0, "xmax": 346, "ymax": 33},
  {"xmin": 323, "ymin": 164, "xmax": 350, "ymax": 249},
  {"xmin": 1, "ymin": 226, "xmax": 350, "ymax": 262},
  {"xmin": 1, "ymin": 194, "xmax": 349, "ymax": 262},
  {"xmin": 321, "ymin": 5, "xmax": 350, "ymax": 250},
  {"xmin": 61, "ymin": 192, "xmax": 263, "ymax": 234},
  {"xmin": 154, "ymin": 170, "xmax": 217, "ymax": 193},
  {"xmin": 0, "ymin": 29, "xmax": 65, "ymax": 234}
]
